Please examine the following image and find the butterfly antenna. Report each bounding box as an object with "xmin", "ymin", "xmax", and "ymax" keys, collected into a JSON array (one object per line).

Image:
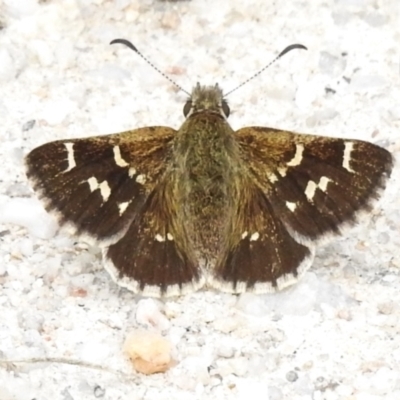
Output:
[
  {"xmin": 224, "ymin": 43, "xmax": 307, "ymax": 97},
  {"xmin": 110, "ymin": 38, "xmax": 191, "ymax": 96}
]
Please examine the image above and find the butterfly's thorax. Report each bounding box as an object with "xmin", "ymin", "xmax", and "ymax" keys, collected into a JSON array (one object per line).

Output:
[{"xmin": 172, "ymin": 109, "xmax": 242, "ymax": 260}]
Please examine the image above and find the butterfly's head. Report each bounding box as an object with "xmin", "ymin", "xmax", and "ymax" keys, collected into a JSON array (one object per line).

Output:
[{"xmin": 183, "ymin": 83, "xmax": 230, "ymax": 119}]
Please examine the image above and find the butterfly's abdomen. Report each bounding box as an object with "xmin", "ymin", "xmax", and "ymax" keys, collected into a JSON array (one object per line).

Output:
[{"xmin": 173, "ymin": 113, "xmax": 241, "ymax": 258}]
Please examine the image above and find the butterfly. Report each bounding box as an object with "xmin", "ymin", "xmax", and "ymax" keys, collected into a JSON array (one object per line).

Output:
[{"xmin": 25, "ymin": 41, "xmax": 393, "ymax": 297}]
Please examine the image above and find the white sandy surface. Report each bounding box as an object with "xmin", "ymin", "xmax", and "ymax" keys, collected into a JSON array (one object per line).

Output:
[{"xmin": 1, "ymin": 1, "xmax": 400, "ymax": 399}]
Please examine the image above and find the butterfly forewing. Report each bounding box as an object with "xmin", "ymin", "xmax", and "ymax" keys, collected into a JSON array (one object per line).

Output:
[
  {"xmin": 25, "ymin": 127, "xmax": 176, "ymax": 245},
  {"xmin": 236, "ymin": 127, "xmax": 393, "ymax": 244}
]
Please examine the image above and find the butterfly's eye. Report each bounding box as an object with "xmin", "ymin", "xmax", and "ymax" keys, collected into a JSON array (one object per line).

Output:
[
  {"xmin": 183, "ymin": 100, "xmax": 192, "ymax": 117},
  {"xmin": 221, "ymin": 100, "xmax": 230, "ymax": 118}
]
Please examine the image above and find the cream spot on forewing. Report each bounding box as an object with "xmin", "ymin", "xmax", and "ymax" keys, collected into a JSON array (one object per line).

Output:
[
  {"xmin": 343, "ymin": 141, "xmax": 355, "ymax": 173},
  {"xmin": 287, "ymin": 144, "xmax": 304, "ymax": 167},
  {"xmin": 319, "ymin": 176, "xmax": 332, "ymax": 192},
  {"xmin": 136, "ymin": 174, "xmax": 146, "ymax": 184},
  {"xmin": 286, "ymin": 201, "xmax": 297, "ymax": 211},
  {"xmin": 63, "ymin": 142, "xmax": 76, "ymax": 172},
  {"xmin": 99, "ymin": 181, "xmax": 111, "ymax": 201},
  {"xmin": 305, "ymin": 177, "xmax": 332, "ymax": 201},
  {"xmin": 128, "ymin": 167, "xmax": 137, "ymax": 178},
  {"xmin": 241, "ymin": 231, "xmax": 248, "ymax": 239},
  {"xmin": 250, "ymin": 232, "xmax": 260, "ymax": 241},
  {"xmin": 277, "ymin": 167, "xmax": 287, "ymax": 177},
  {"xmin": 113, "ymin": 145, "xmax": 129, "ymax": 167},
  {"xmin": 267, "ymin": 173, "xmax": 278, "ymax": 183},
  {"xmin": 118, "ymin": 201, "xmax": 130, "ymax": 215},
  {"xmin": 167, "ymin": 233, "xmax": 174, "ymax": 241},
  {"xmin": 86, "ymin": 177, "xmax": 111, "ymax": 201},
  {"xmin": 305, "ymin": 181, "xmax": 317, "ymax": 201},
  {"xmin": 87, "ymin": 177, "xmax": 99, "ymax": 192},
  {"xmin": 155, "ymin": 234, "xmax": 165, "ymax": 242}
]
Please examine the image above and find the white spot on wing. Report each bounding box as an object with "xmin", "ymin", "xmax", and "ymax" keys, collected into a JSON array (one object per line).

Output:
[
  {"xmin": 167, "ymin": 233, "xmax": 174, "ymax": 241},
  {"xmin": 99, "ymin": 181, "xmax": 111, "ymax": 201},
  {"xmin": 129, "ymin": 167, "xmax": 137, "ymax": 178},
  {"xmin": 305, "ymin": 181, "xmax": 317, "ymax": 201},
  {"xmin": 241, "ymin": 231, "xmax": 248, "ymax": 239},
  {"xmin": 64, "ymin": 142, "xmax": 76, "ymax": 172},
  {"xmin": 250, "ymin": 232, "xmax": 260, "ymax": 241},
  {"xmin": 319, "ymin": 176, "xmax": 331, "ymax": 192},
  {"xmin": 343, "ymin": 141, "xmax": 355, "ymax": 173},
  {"xmin": 86, "ymin": 176, "xmax": 111, "ymax": 201},
  {"xmin": 118, "ymin": 201, "xmax": 130, "ymax": 215},
  {"xmin": 277, "ymin": 167, "xmax": 287, "ymax": 177},
  {"xmin": 268, "ymin": 173, "xmax": 278, "ymax": 183},
  {"xmin": 305, "ymin": 176, "xmax": 332, "ymax": 201},
  {"xmin": 155, "ymin": 234, "xmax": 165, "ymax": 242},
  {"xmin": 136, "ymin": 174, "xmax": 146, "ymax": 184},
  {"xmin": 287, "ymin": 144, "xmax": 304, "ymax": 167},
  {"xmin": 113, "ymin": 145, "xmax": 129, "ymax": 167},
  {"xmin": 87, "ymin": 177, "xmax": 99, "ymax": 192},
  {"xmin": 286, "ymin": 201, "xmax": 297, "ymax": 211}
]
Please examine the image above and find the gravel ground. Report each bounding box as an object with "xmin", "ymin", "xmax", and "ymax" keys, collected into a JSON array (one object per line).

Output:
[{"xmin": 0, "ymin": 1, "xmax": 399, "ymax": 399}]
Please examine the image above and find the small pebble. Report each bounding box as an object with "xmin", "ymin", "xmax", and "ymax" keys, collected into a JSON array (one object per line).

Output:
[
  {"xmin": 286, "ymin": 370, "xmax": 299, "ymax": 382},
  {"xmin": 124, "ymin": 330, "xmax": 174, "ymax": 375}
]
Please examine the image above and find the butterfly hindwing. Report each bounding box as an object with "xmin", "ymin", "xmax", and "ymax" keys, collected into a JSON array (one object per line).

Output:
[
  {"xmin": 103, "ymin": 176, "xmax": 204, "ymax": 297},
  {"xmin": 25, "ymin": 127, "xmax": 176, "ymax": 245},
  {"xmin": 210, "ymin": 184, "xmax": 315, "ymax": 293}
]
